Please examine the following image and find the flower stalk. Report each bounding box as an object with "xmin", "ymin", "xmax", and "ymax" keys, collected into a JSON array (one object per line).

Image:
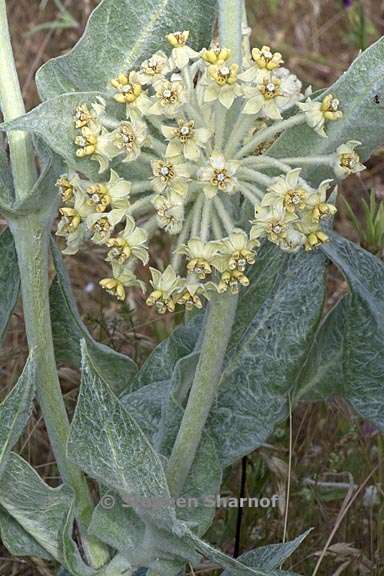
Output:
[
  {"xmin": 166, "ymin": 0, "xmax": 244, "ymax": 497},
  {"xmin": 167, "ymin": 291, "xmax": 238, "ymax": 496}
]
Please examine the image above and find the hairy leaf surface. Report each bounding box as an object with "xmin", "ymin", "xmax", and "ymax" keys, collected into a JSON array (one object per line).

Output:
[
  {"xmin": 36, "ymin": 0, "xmax": 216, "ymax": 99},
  {"xmin": 67, "ymin": 341, "xmax": 177, "ymax": 531},
  {"xmin": 0, "ymin": 507, "xmax": 53, "ymax": 561},
  {"xmin": 209, "ymin": 249, "xmax": 327, "ymax": 465},
  {"xmin": 0, "ymin": 229, "xmax": 20, "ymax": 344},
  {"xmin": 315, "ymin": 234, "xmax": 384, "ymax": 429},
  {"xmin": 222, "ymin": 530, "xmax": 311, "ymax": 575},
  {"xmin": 0, "ymin": 453, "xmax": 72, "ymax": 561},
  {"xmin": 0, "ymin": 356, "xmax": 35, "ymax": 479}
]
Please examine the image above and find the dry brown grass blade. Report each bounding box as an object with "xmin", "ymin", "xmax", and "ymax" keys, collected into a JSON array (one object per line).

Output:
[{"xmin": 311, "ymin": 466, "xmax": 378, "ymax": 576}]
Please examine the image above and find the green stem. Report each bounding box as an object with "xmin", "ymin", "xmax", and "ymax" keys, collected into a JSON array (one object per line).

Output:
[
  {"xmin": 0, "ymin": 0, "xmax": 37, "ymax": 198},
  {"xmin": 167, "ymin": 292, "xmax": 238, "ymax": 496},
  {"xmin": 235, "ymin": 113, "xmax": 306, "ymax": 159},
  {"xmin": 166, "ymin": 0, "xmax": 242, "ymax": 497},
  {"xmin": 0, "ymin": 1, "xmax": 108, "ymax": 567},
  {"xmin": 218, "ymin": 0, "xmax": 243, "ymax": 63}
]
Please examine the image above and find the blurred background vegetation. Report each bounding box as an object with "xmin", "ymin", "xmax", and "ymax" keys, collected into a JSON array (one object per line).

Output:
[{"xmin": 1, "ymin": 1, "xmax": 384, "ymax": 574}]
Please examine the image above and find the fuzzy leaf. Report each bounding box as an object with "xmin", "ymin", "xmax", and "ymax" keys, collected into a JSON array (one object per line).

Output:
[
  {"xmin": 295, "ymin": 296, "xmax": 349, "ymax": 401},
  {"xmin": 270, "ymin": 37, "xmax": 384, "ymax": 183},
  {"xmin": 318, "ymin": 233, "xmax": 384, "ymax": 429},
  {"xmin": 89, "ymin": 492, "xmax": 145, "ymax": 557},
  {"xmin": 61, "ymin": 501, "xmax": 96, "ymax": 576},
  {"xmin": 50, "ymin": 240, "xmax": 137, "ymax": 395},
  {"xmin": 187, "ymin": 532, "xmax": 299, "ymax": 576},
  {"xmin": 0, "ymin": 507, "xmax": 53, "ymax": 560},
  {"xmin": 209, "ymin": 249, "xmax": 327, "ymax": 466},
  {"xmin": 36, "ymin": 0, "xmax": 217, "ymax": 99},
  {"xmin": 0, "ymin": 356, "xmax": 35, "ymax": 479},
  {"xmin": 67, "ymin": 340, "xmax": 177, "ymax": 531},
  {"xmin": 222, "ymin": 530, "xmax": 311, "ymax": 575},
  {"xmin": 0, "ymin": 453, "xmax": 72, "ymax": 561},
  {"xmin": 0, "ymin": 229, "xmax": 20, "ymax": 345},
  {"xmin": 0, "ymin": 142, "xmax": 14, "ymax": 208}
]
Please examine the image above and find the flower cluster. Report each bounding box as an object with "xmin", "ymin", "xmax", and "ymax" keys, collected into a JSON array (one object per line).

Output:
[{"xmin": 57, "ymin": 32, "xmax": 365, "ymax": 312}]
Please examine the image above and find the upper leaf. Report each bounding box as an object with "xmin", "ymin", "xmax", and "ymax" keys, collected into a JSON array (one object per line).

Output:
[{"xmin": 36, "ymin": 0, "xmax": 217, "ymax": 99}]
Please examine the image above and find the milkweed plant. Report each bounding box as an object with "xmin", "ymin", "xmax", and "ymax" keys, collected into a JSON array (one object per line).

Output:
[{"xmin": 0, "ymin": 1, "xmax": 383, "ymax": 575}]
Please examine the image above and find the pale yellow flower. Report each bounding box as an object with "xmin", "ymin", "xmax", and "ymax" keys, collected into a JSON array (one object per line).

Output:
[
  {"xmin": 111, "ymin": 71, "xmax": 151, "ymax": 116},
  {"xmin": 97, "ymin": 120, "xmax": 148, "ymax": 164},
  {"xmin": 166, "ymin": 31, "xmax": 199, "ymax": 69},
  {"xmin": 200, "ymin": 45, "xmax": 231, "ymax": 65},
  {"xmin": 204, "ymin": 63, "xmax": 241, "ymax": 109},
  {"xmin": 146, "ymin": 265, "xmax": 184, "ymax": 313},
  {"xmin": 334, "ymin": 140, "xmax": 365, "ymax": 179},
  {"xmin": 149, "ymin": 80, "xmax": 186, "ymax": 116},
  {"xmin": 56, "ymin": 188, "xmax": 93, "ymax": 254},
  {"xmin": 298, "ymin": 94, "xmax": 342, "ymax": 137},
  {"xmin": 250, "ymin": 204, "xmax": 298, "ymax": 244},
  {"xmin": 198, "ymin": 154, "xmax": 239, "ymax": 198},
  {"xmin": 151, "ymin": 158, "xmax": 191, "ymax": 196},
  {"xmin": 175, "ymin": 276, "xmax": 207, "ymax": 310},
  {"xmin": 152, "ymin": 192, "xmax": 184, "ymax": 234},
  {"xmin": 106, "ymin": 216, "xmax": 148, "ymax": 266},
  {"xmin": 177, "ymin": 238, "xmax": 219, "ymax": 279},
  {"xmin": 86, "ymin": 208, "xmax": 127, "ymax": 244},
  {"xmin": 242, "ymin": 70, "xmax": 294, "ymax": 119},
  {"xmin": 100, "ymin": 268, "xmax": 144, "ymax": 301},
  {"xmin": 262, "ymin": 169, "xmax": 308, "ymax": 213},
  {"xmin": 161, "ymin": 120, "xmax": 210, "ymax": 161},
  {"xmin": 138, "ymin": 51, "xmax": 171, "ymax": 84},
  {"xmin": 56, "ymin": 173, "xmax": 80, "ymax": 205},
  {"xmin": 306, "ymin": 180, "xmax": 337, "ymax": 224},
  {"xmin": 212, "ymin": 229, "xmax": 259, "ymax": 273}
]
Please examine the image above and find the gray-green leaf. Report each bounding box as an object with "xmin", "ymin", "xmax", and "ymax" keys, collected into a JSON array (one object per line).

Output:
[
  {"xmin": 222, "ymin": 530, "xmax": 311, "ymax": 575},
  {"xmin": 0, "ymin": 507, "xmax": 52, "ymax": 560},
  {"xmin": 209, "ymin": 248, "xmax": 327, "ymax": 466},
  {"xmin": 36, "ymin": 0, "xmax": 217, "ymax": 99},
  {"xmin": 0, "ymin": 453, "xmax": 72, "ymax": 561},
  {"xmin": 309, "ymin": 233, "xmax": 384, "ymax": 429},
  {"xmin": 0, "ymin": 355, "xmax": 35, "ymax": 479},
  {"xmin": 0, "ymin": 228, "xmax": 20, "ymax": 345},
  {"xmin": 67, "ymin": 340, "xmax": 177, "ymax": 531}
]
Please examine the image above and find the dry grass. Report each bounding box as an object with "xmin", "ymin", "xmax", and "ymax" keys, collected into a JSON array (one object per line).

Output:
[{"xmin": 1, "ymin": 0, "xmax": 384, "ymax": 574}]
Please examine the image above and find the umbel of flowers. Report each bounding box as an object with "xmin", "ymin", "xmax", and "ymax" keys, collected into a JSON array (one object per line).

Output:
[{"xmin": 56, "ymin": 31, "xmax": 365, "ymax": 313}]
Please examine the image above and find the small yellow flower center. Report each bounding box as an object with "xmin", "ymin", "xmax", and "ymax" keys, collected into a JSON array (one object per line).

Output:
[
  {"xmin": 340, "ymin": 153, "xmax": 358, "ymax": 169},
  {"xmin": 212, "ymin": 169, "xmax": 231, "ymax": 190}
]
